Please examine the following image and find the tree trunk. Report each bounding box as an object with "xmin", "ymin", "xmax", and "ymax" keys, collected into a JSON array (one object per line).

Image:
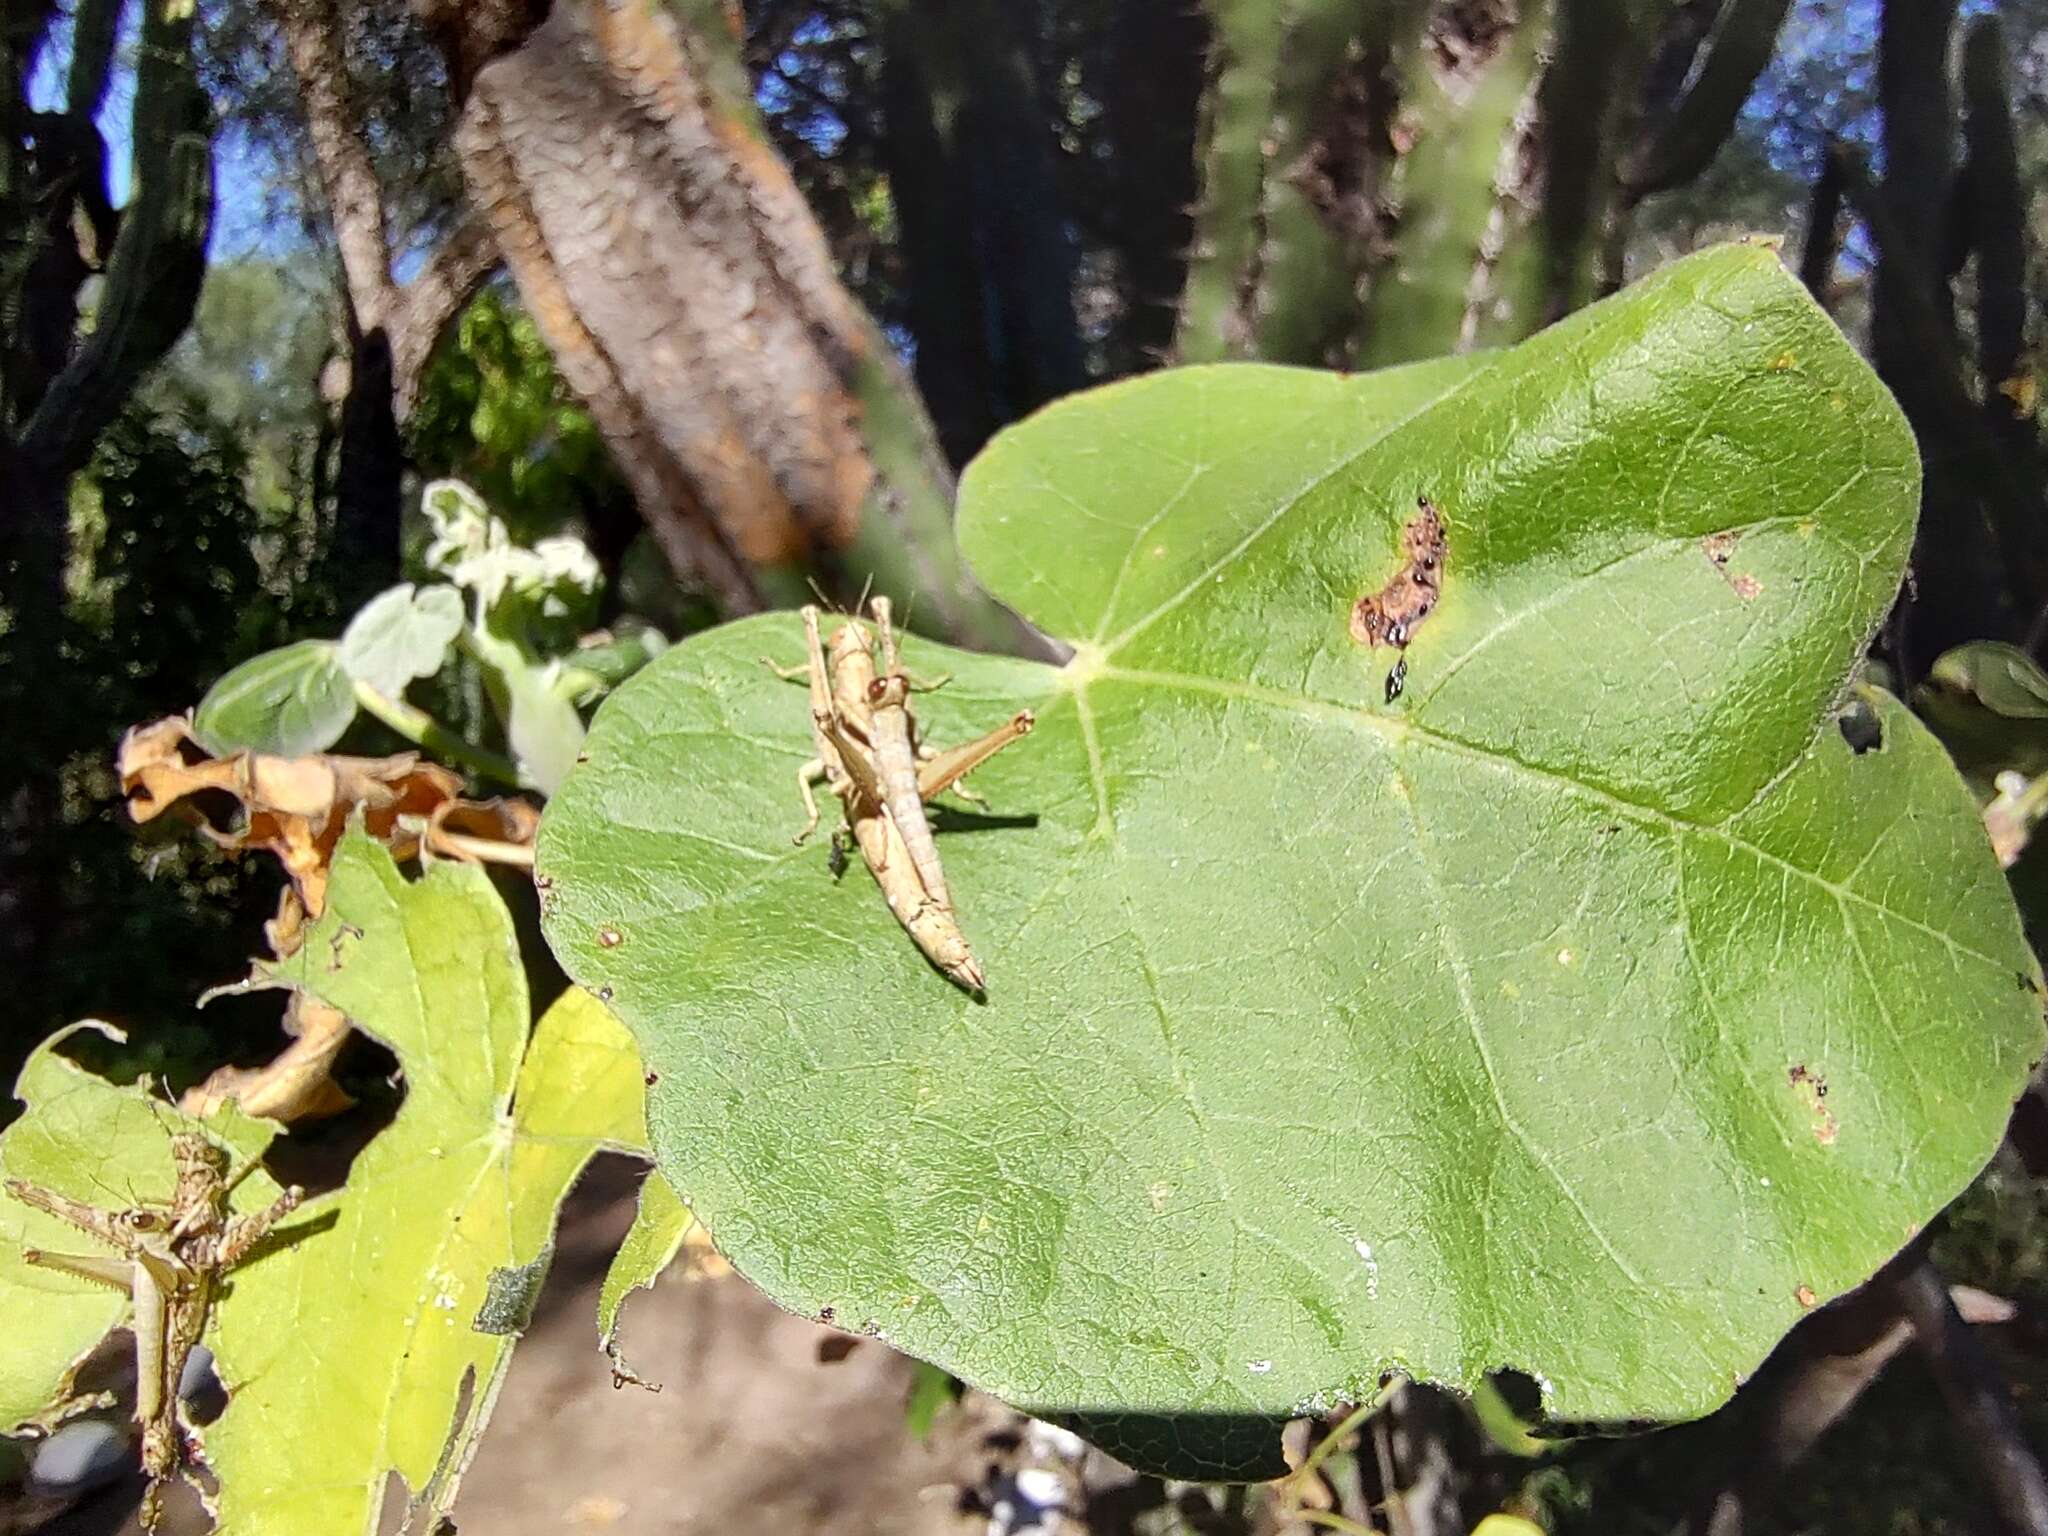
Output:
[
  {"xmin": 0, "ymin": 0, "xmax": 214, "ymax": 1035},
  {"xmin": 874, "ymin": 0, "xmax": 1086, "ymax": 465},
  {"xmin": 447, "ymin": 0, "xmax": 1031, "ymax": 646},
  {"xmin": 270, "ymin": 0, "xmax": 505, "ymax": 612}
]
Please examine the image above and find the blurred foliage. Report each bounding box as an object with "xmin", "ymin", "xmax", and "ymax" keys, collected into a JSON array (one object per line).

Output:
[
  {"xmin": 198, "ymin": 0, "xmax": 463, "ymax": 256},
  {"xmin": 146, "ymin": 258, "xmax": 336, "ymax": 517},
  {"xmin": 14, "ymin": 402, "xmax": 297, "ymax": 1079},
  {"xmin": 406, "ymin": 290, "xmax": 715, "ymax": 641},
  {"xmin": 407, "ymin": 288, "xmax": 624, "ymax": 546}
]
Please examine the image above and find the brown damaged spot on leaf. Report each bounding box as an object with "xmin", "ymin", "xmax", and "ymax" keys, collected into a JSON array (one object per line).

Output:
[
  {"xmin": 1795, "ymin": 1284, "xmax": 1818, "ymax": 1309},
  {"xmin": 1788, "ymin": 1063, "xmax": 1839, "ymax": 1145},
  {"xmin": 1702, "ymin": 530, "xmax": 1763, "ymax": 600},
  {"xmin": 1350, "ymin": 497, "xmax": 1447, "ymax": 652}
]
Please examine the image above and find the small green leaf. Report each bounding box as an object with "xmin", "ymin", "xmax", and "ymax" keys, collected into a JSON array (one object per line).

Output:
[
  {"xmin": 598, "ymin": 1171, "xmax": 695, "ymax": 1385},
  {"xmin": 1917, "ymin": 642, "xmax": 2048, "ymax": 790},
  {"xmin": 193, "ymin": 640, "xmax": 356, "ymax": 757},
  {"xmin": 1928, "ymin": 642, "xmax": 2048, "ymax": 719},
  {"xmin": 566, "ymin": 626, "xmax": 670, "ymax": 694},
  {"xmin": 537, "ymin": 245, "xmax": 2043, "ymax": 1473},
  {"xmin": 505, "ymin": 666, "xmax": 586, "ymax": 796},
  {"xmin": 197, "ymin": 841, "xmax": 647, "ymax": 1533},
  {"xmin": 337, "ymin": 582, "xmax": 466, "ymax": 700},
  {"xmin": 0, "ymin": 1026, "xmax": 284, "ymax": 1433}
]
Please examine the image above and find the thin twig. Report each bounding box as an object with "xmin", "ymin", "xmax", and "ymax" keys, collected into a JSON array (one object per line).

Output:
[
  {"xmin": 352, "ymin": 681, "xmax": 526, "ymax": 789},
  {"xmin": 427, "ymin": 829, "xmax": 536, "ymax": 867},
  {"xmin": 1298, "ymin": 1402, "xmax": 1380, "ymax": 1485}
]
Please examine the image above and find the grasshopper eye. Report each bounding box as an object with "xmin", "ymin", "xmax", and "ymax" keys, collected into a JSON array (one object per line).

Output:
[
  {"xmin": 867, "ymin": 678, "xmax": 887, "ymax": 703},
  {"xmin": 124, "ymin": 1210, "xmax": 165, "ymax": 1232}
]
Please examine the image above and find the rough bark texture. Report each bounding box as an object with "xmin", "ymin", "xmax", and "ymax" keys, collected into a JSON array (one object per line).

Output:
[
  {"xmin": 271, "ymin": 0, "xmax": 397, "ymax": 331},
  {"xmin": 451, "ymin": 0, "xmax": 1024, "ymax": 643},
  {"xmin": 270, "ymin": 0, "xmax": 506, "ymax": 610}
]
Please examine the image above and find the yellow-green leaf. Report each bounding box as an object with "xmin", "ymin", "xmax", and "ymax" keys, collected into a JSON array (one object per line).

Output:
[{"xmin": 202, "ymin": 840, "xmax": 645, "ymax": 1533}]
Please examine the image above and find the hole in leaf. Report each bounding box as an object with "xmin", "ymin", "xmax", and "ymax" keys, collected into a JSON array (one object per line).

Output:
[{"xmin": 1837, "ymin": 701, "xmax": 1883, "ymax": 754}]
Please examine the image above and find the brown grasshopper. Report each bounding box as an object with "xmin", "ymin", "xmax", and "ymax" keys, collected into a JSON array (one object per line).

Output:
[
  {"xmin": 5, "ymin": 1121, "xmax": 302, "ymax": 1528},
  {"xmin": 773, "ymin": 598, "xmax": 1032, "ymax": 992}
]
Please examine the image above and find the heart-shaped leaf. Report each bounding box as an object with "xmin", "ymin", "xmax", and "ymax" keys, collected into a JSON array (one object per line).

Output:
[
  {"xmin": 535, "ymin": 245, "xmax": 2044, "ymax": 1473},
  {"xmin": 193, "ymin": 640, "xmax": 357, "ymax": 757},
  {"xmin": 337, "ymin": 582, "xmax": 466, "ymax": 700}
]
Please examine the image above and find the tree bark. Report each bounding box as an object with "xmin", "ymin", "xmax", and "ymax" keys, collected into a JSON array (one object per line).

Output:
[
  {"xmin": 448, "ymin": 0, "xmax": 1030, "ymax": 644},
  {"xmin": 269, "ymin": 0, "xmax": 507, "ymax": 610},
  {"xmin": 269, "ymin": 0, "xmax": 399, "ymax": 333}
]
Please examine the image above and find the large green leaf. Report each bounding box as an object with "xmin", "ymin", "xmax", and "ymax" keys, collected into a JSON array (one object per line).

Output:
[{"xmin": 536, "ymin": 245, "xmax": 2044, "ymax": 1470}]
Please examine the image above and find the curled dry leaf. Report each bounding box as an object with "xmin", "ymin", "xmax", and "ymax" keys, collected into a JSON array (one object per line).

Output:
[
  {"xmin": 119, "ymin": 717, "xmax": 541, "ymax": 1123},
  {"xmin": 180, "ymin": 996, "xmax": 356, "ymax": 1123},
  {"xmin": 119, "ymin": 717, "xmax": 538, "ymax": 931}
]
